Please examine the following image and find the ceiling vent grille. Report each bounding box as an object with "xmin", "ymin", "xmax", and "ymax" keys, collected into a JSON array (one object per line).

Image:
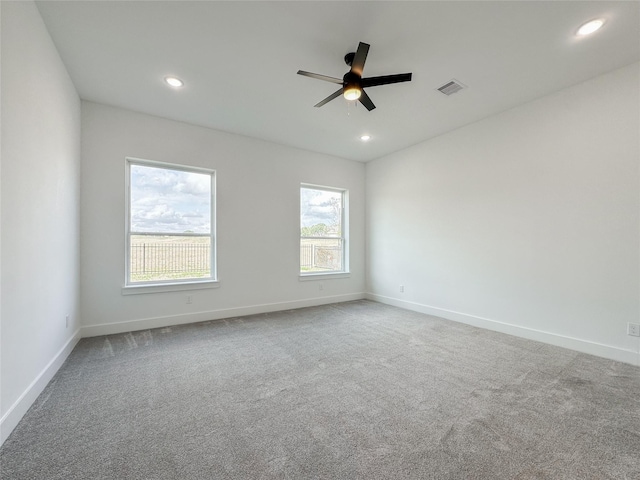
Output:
[{"xmin": 437, "ymin": 79, "xmax": 466, "ymax": 96}]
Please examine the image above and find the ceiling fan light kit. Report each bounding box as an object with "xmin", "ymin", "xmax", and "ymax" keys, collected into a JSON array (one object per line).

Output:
[
  {"xmin": 297, "ymin": 41, "xmax": 412, "ymax": 111},
  {"xmin": 344, "ymin": 85, "xmax": 362, "ymax": 101}
]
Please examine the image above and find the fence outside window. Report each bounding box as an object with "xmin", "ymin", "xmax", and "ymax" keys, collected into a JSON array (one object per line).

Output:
[
  {"xmin": 300, "ymin": 243, "xmax": 342, "ymax": 272},
  {"xmin": 130, "ymin": 241, "xmax": 211, "ymax": 282}
]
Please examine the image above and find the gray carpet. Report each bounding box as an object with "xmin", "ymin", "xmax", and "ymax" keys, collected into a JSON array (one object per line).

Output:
[{"xmin": 2, "ymin": 300, "xmax": 639, "ymax": 479}]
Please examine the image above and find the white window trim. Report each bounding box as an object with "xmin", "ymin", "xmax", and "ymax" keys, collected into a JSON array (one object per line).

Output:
[
  {"xmin": 121, "ymin": 280, "xmax": 220, "ymax": 295},
  {"xmin": 300, "ymin": 183, "xmax": 349, "ymax": 277},
  {"xmin": 124, "ymin": 157, "xmax": 217, "ymax": 292},
  {"xmin": 298, "ymin": 272, "xmax": 351, "ymax": 281}
]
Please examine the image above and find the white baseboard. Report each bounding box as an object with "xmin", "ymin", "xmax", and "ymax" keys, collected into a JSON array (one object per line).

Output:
[
  {"xmin": 81, "ymin": 293, "xmax": 366, "ymax": 337},
  {"xmin": 1, "ymin": 329, "xmax": 81, "ymax": 445},
  {"xmin": 366, "ymin": 293, "xmax": 640, "ymax": 367}
]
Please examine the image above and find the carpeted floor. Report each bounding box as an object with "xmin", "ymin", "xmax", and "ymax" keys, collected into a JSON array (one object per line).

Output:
[{"xmin": 1, "ymin": 300, "xmax": 639, "ymax": 479}]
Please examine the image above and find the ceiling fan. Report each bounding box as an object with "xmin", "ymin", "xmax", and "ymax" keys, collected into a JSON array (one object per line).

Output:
[{"xmin": 297, "ymin": 42, "xmax": 412, "ymax": 111}]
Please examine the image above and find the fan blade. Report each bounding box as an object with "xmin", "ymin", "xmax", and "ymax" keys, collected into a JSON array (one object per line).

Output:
[
  {"xmin": 361, "ymin": 73, "xmax": 412, "ymax": 88},
  {"xmin": 314, "ymin": 88, "xmax": 344, "ymax": 108},
  {"xmin": 297, "ymin": 71, "xmax": 343, "ymax": 84},
  {"xmin": 358, "ymin": 90, "xmax": 376, "ymax": 111},
  {"xmin": 350, "ymin": 42, "xmax": 370, "ymax": 77}
]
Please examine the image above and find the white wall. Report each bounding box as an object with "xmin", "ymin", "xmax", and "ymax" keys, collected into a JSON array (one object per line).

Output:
[
  {"xmin": 366, "ymin": 62, "xmax": 640, "ymax": 366},
  {"xmin": 80, "ymin": 102, "xmax": 365, "ymax": 336},
  {"xmin": 1, "ymin": 1, "xmax": 81, "ymax": 444}
]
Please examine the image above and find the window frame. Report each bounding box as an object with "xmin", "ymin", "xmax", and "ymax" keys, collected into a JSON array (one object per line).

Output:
[
  {"xmin": 124, "ymin": 157, "xmax": 217, "ymax": 290},
  {"xmin": 299, "ymin": 183, "xmax": 349, "ymax": 277}
]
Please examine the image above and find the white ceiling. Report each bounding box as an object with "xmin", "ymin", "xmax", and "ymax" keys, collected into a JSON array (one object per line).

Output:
[{"xmin": 35, "ymin": 1, "xmax": 640, "ymax": 162}]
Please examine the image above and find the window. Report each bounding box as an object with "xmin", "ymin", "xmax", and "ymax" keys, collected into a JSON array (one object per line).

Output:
[
  {"xmin": 300, "ymin": 184, "xmax": 347, "ymax": 275},
  {"xmin": 126, "ymin": 158, "xmax": 215, "ymax": 286}
]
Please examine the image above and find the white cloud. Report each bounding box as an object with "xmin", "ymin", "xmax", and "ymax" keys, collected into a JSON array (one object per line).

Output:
[
  {"xmin": 130, "ymin": 165, "xmax": 211, "ymax": 234},
  {"xmin": 300, "ymin": 188, "xmax": 341, "ymax": 228}
]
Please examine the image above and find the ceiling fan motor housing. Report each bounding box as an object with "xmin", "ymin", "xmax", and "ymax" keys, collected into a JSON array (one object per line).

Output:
[{"xmin": 343, "ymin": 71, "xmax": 361, "ymax": 86}]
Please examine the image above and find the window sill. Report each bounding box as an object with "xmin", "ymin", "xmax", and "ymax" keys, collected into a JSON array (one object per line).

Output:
[
  {"xmin": 299, "ymin": 272, "xmax": 350, "ymax": 281},
  {"xmin": 122, "ymin": 280, "xmax": 220, "ymax": 295}
]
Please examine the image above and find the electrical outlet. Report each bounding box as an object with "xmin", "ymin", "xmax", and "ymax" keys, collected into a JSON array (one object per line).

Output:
[
  {"xmin": 628, "ymin": 323, "xmax": 640, "ymax": 337},
  {"xmin": 65, "ymin": 315, "xmax": 69, "ymax": 328},
  {"xmin": 186, "ymin": 295, "xmax": 193, "ymax": 304},
  {"xmin": 399, "ymin": 285, "xmax": 404, "ymax": 293}
]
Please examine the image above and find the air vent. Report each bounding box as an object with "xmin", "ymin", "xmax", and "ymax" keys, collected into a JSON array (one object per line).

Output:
[{"xmin": 437, "ymin": 79, "xmax": 466, "ymax": 96}]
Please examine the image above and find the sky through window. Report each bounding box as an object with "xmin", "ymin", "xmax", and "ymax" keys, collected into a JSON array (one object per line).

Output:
[{"xmin": 130, "ymin": 164, "xmax": 211, "ymax": 234}]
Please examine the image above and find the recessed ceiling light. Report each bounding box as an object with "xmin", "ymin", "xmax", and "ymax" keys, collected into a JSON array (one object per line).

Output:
[
  {"xmin": 164, "ymin": 76, "xmax": 184, "ymax": 87},
  {"xmin": 360, "ymin": 135, "xmax": 371, "ymax": 142},
  {"xmin": 577, "ymin": 18, "xmax": 605, "ymax": 36}
]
